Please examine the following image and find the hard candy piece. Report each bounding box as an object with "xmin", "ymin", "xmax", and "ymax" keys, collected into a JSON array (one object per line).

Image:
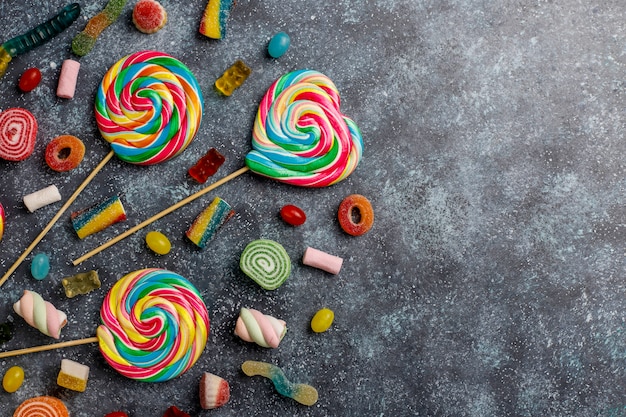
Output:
[
  {"xmin": 240, "ymin": 239, "xmax": 291, "ymax": 290},
  {"xmin": 188, "ymin": 148, "xmax": 225, "ymax": 183},
  {"xmin": 215, "ymin": 60, "xmax": 251, "ymax": 96},
  {"xmin": 18, "ymin": 68, "xmax": 42, "ymax": 92},
  {"xmin": 71, "ymin": 195, "xmax": 127, "ymax": 239},
  {"xmin": 268, "ymin": 31, "xmax": 290, "ymax": 58},
  {"xmin": 280, "ymin": 204, "xmax": 306, "ymax": 226},
  {"xmin": 2, "ymin": 365, "xmax": 24, "ymax": 393},
  {"xmin": 146, "ymin": 231, "xmax": 171, "ymax": 255},
  {"xmin": 311, "ymin": 308, "xmax": 334, "ymax": 333},
  {"xmin": 57, "ymin": 359, "xmax": 89, "ymax": 392},
  {"xmin": 241, "ymin": 360, "xmax": 318, "ymax": 406},
  {"xmin": 186, "ymin": 197, "xmax": 234, "ymax": 249},
  {"xmin": 30, "ymin": 253, "xmax": 50, "ymax": 280},
  {"xmin": 199, "ymin": 372, "xmax": 230, "ymax": 409},
  {"xmin": 234, "ymin": 307, "xmax": 286, "ymax": 348},
  {"xmin": 62, "ymin": 270, "xmax": 101, "ymax": 298}
]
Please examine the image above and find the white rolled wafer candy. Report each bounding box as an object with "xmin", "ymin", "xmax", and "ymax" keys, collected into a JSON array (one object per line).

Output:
[
  {"xmin": 23, "ymin": 185, "xmax": 61, "ymax": 212},
  {"xmin": 57, "ymin": 59, "xmax": 80, "ymax": 99},
  {"xmin": 302, "ymin": 247, "xmax": 343, "ymax": 275}
]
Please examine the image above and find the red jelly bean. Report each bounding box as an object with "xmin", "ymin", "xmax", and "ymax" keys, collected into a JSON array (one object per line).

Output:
[
  {"xmin": 188, "ymin": 148, "xmax": 225, "ymax": 183},
  {"xmin": 163, "ymin": 406, "xmax": 190, "ymax": 417},
  {"xmin": 18, "ymin": 68, "xmax": 42, "ymax": 92},
  {"xmin": 104, "ymin": 412, "xmax": 129, "ymax": 417},
  {"xmin": 280, "ymin": 204, "xmax": 306, "ymax": 226}
]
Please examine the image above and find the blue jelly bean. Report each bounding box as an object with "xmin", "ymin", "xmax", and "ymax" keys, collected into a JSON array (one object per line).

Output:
[
  {"xmin": 268, "ymin": 32, "xmax": 290, "ymax": 58},
  {"xmin": 30, "ymin": 253, "xmax": 50, "ymax": 280}
]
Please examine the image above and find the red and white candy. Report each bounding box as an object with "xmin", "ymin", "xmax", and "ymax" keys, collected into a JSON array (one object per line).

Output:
[{"xmin": 0, "ymin": 107, "xmax": 37, "ymax": 161}]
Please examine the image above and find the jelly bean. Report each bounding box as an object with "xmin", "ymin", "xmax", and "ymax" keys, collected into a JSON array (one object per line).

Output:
[
  {"xmin": 18, "ymin": 67, "xmax": 41, "ymax": 92},
  {"xmin": 163, "ymin": 406, "xmax": 190, "ymax": 417},
  {"xmin": 146, "ymin": 230, "xmax": 171, "ymax": 255},
  {"xmin": 188, "ymin": 148, "xmax": 225, "ymax": 183},
  {"xmin": 280, "ymin": 204, "xmax": 306, "ymax": 226},
  {"xmin": 2, "ymin": 365, "xmax": 24, "ymax": 393},
  {"xmin": 268, "ymin": 31, "xmax": 290, "ymax": 58},
  {"xmin": 311, "ymin": 308, "xmax": 334, "ymax": 333},
  {"xmin": 0, "ymin": 321, "xmax": 15, "ymax": 344},
  {"xmin": 104, "ymin": 412, "xmax": 128, "ymax": 417},
  {"xmin": 30, "ymin": 253, "xmax": 50, "ymax": 280}
]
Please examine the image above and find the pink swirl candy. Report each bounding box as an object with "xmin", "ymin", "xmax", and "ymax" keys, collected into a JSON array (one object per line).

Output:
[
  {"xmin": 95, "ymin": 50, "xmax": 204, "ymax": 165},
  {"xmin": 246, "ymin": 69, "xmax": 363, "ymax": 187},
  {"xmin": 97, "ymin": 268, "xmax": 209, "ymax": 382}
]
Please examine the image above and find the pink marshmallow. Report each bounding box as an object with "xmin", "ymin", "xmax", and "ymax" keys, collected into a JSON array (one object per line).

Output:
[
  {"xmin": 57, "ymin": 59, "xmax": 80, "ymax": 99},
  {"xmin": 302, "ymin": 247, "xmax": 343, "ymax": 275}
]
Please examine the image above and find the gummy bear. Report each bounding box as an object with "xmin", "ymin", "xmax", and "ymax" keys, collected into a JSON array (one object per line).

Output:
[
  {"xmin": 215, "ymin": 60, "xmax": 251, "ymax": 96},
  {"xmin": 62, "ymin": 270, "xmax": 101, "ymax": 298},
  {"xmin": 188, "ymin": 148, "xmax": 225, "ymax": 183}
]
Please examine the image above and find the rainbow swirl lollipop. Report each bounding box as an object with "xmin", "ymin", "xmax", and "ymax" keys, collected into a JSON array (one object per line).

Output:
[
  {"xmin": 97, "ymin": 268, "xmax": 209, "ymax": 382},
  {"xmin": 246, "ymin": 69, "xmax": 363, "ymax": 187},
  {"xmin": 95, "ymin": 50, "xmax": 204, "ymax": 165}
]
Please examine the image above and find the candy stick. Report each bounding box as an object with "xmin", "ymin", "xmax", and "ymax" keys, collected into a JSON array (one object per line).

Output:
[
  {"xmin": 0, "ymin": 151, "xmax": 114, "ymax": 288},
  {"xmin": 0, "ymin": 269, "xmax": 209, "ymax": 383},
  {"xmin": 0, "ymin": 337, "xmax": 98, "ymax": 359},
  {"xmin": 72, "ymin": 166, "xmax": 249, "ymax": 265}
]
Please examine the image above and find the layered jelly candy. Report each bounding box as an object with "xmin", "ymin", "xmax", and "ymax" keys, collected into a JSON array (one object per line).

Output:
[
  {"xmin": 2, "ymin": 365, "xmax": 24, "ymax": 393},
  {"xmin": 280, "ymin": 204, "xmax": 306, "ymax": 226},
  {"xmin": 311, "ymin": 308, "xmax": 334, "ymax": 333},
  {"xmin": 215, "ymin": 60, "xmax": 251, "ymax": 96},
  {"xmin": 188, "ymin": 148, "xmax": 225, "ymax": 183},
  {"xmin": 62, "ymin": 270, "xmax": 101, "ymax": 298},
  {"xmin": 30, "ymin": 253, "xmax": 50, "ymax": 280},
  {"xmin": 146, "ymin": 231, "xmax": 171, "ymax": 255},
  {"xmin": 57, "ymin": 359, "xmax": 89, "ymax": 392},
  {"xmin": 268, "ymin": 32, "xmax": 290, "ymax": 58}
]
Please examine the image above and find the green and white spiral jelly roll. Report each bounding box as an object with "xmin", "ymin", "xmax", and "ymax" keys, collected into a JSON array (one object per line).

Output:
[{"xmin": 240, "ymin": 239, "xmax": 291, "ymax": 290}]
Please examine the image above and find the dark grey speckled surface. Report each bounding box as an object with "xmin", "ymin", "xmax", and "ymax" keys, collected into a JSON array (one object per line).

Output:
[{"xmin": 1, "ymin": 1, "xmax": 626, "ymax": 416}]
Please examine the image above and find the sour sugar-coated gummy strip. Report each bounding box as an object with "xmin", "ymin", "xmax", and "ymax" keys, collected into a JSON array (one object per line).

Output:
[
  {"xmin": 241, "ymin": 360, "xmax": 318, "ymax": 406},
  {"xmin": 186, "ymin": 197, "xmax": 234, "ymax": 248},
  {"xmin": 71, "ymin": 195, "xmax": 127, "ymax": 239},
  {"xmin": 240, "ymin": 239, "xmax": 291, "ymax": 290},
  {"xmin": 0, "ymin": 3, "xmax": 81, "ymax": 78},
  {"xmin": 72, "ymin": 0, "xmax": 127, "ymax": 56},
  {"xmin": 199, "ymin": 0, "xmax": 234, "ymax": 39}
]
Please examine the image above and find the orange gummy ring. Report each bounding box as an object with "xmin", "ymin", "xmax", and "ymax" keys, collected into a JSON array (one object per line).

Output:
[
  {"xmin": 338, "ymin": 194, "xmax": 374, "ymax": 236},
  {"xmin": 13, "ymin": 396, "xmax": 69, "ymax": 417},
  {"xmin": 45, "ymin": 135, "xmax": 85, "ymax": 172}
]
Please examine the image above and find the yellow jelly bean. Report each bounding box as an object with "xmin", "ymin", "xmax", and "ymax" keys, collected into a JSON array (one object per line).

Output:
[
  {"xmin": 311, "ymin": 308, "xmax": 334, "ymax": 333},
  {"xmin": 146, "ymin": 231, "xmax": 171, "ymax": 255},
  {"xmin": 2, "ymin": 365, "xmax": 24, "ymax": 393}
]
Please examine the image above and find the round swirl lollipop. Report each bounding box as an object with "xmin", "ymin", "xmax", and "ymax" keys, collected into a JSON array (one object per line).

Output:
[
  {"xmin": 97, "ymin": 268, "xmax": 210, "ymax": 382},
  {"xmin": 246, "ymin": 69, "xmax": 363, "ymax": 187},
  {"xmin": 95, "ymin": 50, "xmax": 204, "ymax": 165}
]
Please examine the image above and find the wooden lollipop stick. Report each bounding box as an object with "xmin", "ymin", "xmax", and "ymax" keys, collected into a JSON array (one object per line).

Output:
[
  {"xmin": 0, "ymin": 336, "xmax": 98, "ymax": 359},
  {"xmin": 72, "ymin": 166, "xmax": 250, "ymax": 266},
  {"xmin": 0, "ymin": 151, "xmax": 115, "ymax": 288}
]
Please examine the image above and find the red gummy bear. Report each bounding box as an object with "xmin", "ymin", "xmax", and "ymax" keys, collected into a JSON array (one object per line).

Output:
[
  {"xmin": 162, "ymin": 406, "xmax": 190, "ymax": 417},
  {"xmin": 188, "ymin": 148, "xmax": 225, "ymax": 183}
]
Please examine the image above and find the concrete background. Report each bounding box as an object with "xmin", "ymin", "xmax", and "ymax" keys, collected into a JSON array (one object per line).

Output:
[{"xmin": 1, "ymin": 0, "xmax": 626, "ymax": 416}]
